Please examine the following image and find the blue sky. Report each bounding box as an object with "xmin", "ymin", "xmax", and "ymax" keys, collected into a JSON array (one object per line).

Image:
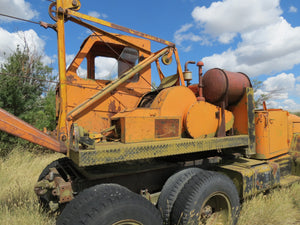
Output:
[{"xmin": 0, "ymin": 0, "xmax": 300, "ymax": 111}]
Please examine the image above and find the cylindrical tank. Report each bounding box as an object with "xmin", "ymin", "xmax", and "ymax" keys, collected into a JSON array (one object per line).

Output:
[{"xmin": 202, "ymin": 68, "xmax": 251, "ymax": 105}]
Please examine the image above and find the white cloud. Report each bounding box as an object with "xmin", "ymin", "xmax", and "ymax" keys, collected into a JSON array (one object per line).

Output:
[
  {"xmin": 0, "ymin": 28, "xmax": 50, "ymax": 65},
  {"xmin": 262, "ymin": 73, "xmax": 295, "ymax": 100},
  {"xmin": 88, "ymin": 11, "xmax": 108, "ymax": 19},
  {"xmin": 282, "ymin": 99, "xmax": 299, "ymax": 110},
  {"xmin": 95, "ymin": 57, "xmax": 118, "ymax": 79},
  {"xmin": 254, "ymin": 73, "xmax": 300, "ymax": 110},
  {"xmin": 263, "ymin": 73, "xmax": 295, "ymax": 93},
  {"xmin": 0, "ymin": 0, "xmax": 38, "ymax": 22},
  {"xmin": 176, "ymin": 23, "xmax": 193, "ymax": 34},
  {"xmin": 289, "ymin": 6, "xmax": 298, "ymax": 13},
  {"xmin": 191, "ymin": 0, "xmax": 282, "ymax": 43},
  {"xmin": 66, "ymin": 54, "xmax": 76, "ymax": 67},
  {"xmin": 174, "ymin": 23, "xmax": 202, "ymax": 51},
  {"xmin": 175, "ymin": 0, "xmax": 300, "ymax": 78},
  {"xmin": 202, "ymin": 17, "xmax": 300, "ymax": 76},
  {"xmin": 267, "ymin": 99, "xmax": 300, "ymax": 111},
  {"xmin": 218, "ymin": 33, "xmax": 236, "ymax": 44},
  {"xmin": 66, "ymin": 54, "xmax": 117, "ymax": 79}
]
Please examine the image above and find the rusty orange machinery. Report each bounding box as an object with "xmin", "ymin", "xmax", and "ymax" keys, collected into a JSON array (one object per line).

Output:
[
  {"xmin": 255, "ymin": 109, "xmax": 300, "ymax": 159},
  {"xmin": 57, "ymin": 33, "xmax": 152, "ymax": 140},
  {"xmin": 110, "ymin": 66, "xmax": 300, "ymax": 161},
  {"xmin": 48, "ymin": 0, "xmax": 300, "ymax": 161},
  {"xmin": 111, "ymin": 68, "xmax": 251, "ymax": 143}
]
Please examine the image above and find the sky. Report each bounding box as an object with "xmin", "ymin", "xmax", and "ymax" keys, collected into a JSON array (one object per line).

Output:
[{"xmin": 0, "ymin": 0, "xmax": 300, "ymax": 111}]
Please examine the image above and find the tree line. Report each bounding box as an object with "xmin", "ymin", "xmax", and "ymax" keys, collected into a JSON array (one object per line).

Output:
[{"xmin": 0, "ymin": 46, "xmax": 56, "ymax": 155}]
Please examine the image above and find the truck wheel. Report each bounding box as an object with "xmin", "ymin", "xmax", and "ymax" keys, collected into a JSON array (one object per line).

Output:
[
  {"xmin": 38, "ymin": 157, "xmax": 70, "ymax": 181},
  {"xmin": 57, "ymin": 183, "xmax": 163, "ymax": 225},
  {"xmin": 157, "ymin": 167, "xmax": 205, "ymax": 224},
  {"xmin": 171, "ymin": 171, "xmax": 240, "ymax": 225},
  {"xmin": 37, "ymin": 157, "xmax": 71, "ymax": 211}
]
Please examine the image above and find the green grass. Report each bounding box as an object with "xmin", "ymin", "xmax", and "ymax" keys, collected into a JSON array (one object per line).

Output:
[{"xmin": 0, "ymin": 148, "xmax": 300, "ymax": 225}]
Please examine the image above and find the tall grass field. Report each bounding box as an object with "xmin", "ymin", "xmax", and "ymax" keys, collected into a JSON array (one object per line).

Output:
[{"xmin": 0, "ymin": 148, "xmax": 299, "ymax": 225}]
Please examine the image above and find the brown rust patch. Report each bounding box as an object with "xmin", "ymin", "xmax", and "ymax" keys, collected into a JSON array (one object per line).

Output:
[
  {"xmin": 66, "ymin": 74, "xmax": 78, "ymax": 83},
  {"xmin": 155, "ymin": 119, "xmax": 179, "ymax": 138},
  {"xmin": 296, "ymin": 136, "xmax": 300, "ymax": 152}
]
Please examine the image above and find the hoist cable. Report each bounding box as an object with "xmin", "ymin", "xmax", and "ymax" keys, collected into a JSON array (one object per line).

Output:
[{"xmin": 0, "ymin": 13, "xmax": 41, "ymax": 25}]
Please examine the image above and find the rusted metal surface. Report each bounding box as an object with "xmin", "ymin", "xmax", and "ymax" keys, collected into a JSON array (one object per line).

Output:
[
  {"xmin": 69, "ymin": 135, "xmax": 249, "ymax": 167},
  {"xmin": 230, "ymin": 88, "xmax": 256, "ymax": 156},
  {"xmin": 203, "ymin": 69, "xmax": 251, "ymax": 105},
  {"xmin": 196, "ymin": 61, "xmax": 205, "ymax": 101},
  {"xmin": 35, "ymin": 167, "xmax": 73, "ymax": 207},
  {"xmin": 219, "ymin": 158, "xmax": 280, "ymax": 199},
  {"xmin": 52, "ymin": 176, "xmax": 73, "ymax": 203},
  {"xmin": 155, "ymin": 119, "xmax": 180, "ymax": 138},
  {"xmin": 0, "ymin": 108, "xmax": 66, "ymax": 153}
]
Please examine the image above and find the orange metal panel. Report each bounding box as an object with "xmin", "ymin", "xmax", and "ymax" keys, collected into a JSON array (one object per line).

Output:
[
  {"xmin": 113, "ymin": 108, "xmax": 181, "ymax": 143},
  {"xmin": 119, "ymin": 116, "xmax": 181, "ymax": 143},
  {"xmin": 255, "ymin": 110, "xmax": 289, "ymax": 159},
  {"xmin": 185, "ymin": 101, "xmax": 234, "ymax": 138},
  {"xmin": 151, "ymin": 86, "xmax": 197, "ymax": 131},
  {"xmin": 57, "ymin": 34, "xmax": 152, "ymax": 138},
  {"xmin": 0, "ymin": 108, "xmax": 66, "ymax": 153},
  {"xmin": 230, "ymin": 91, "xmax": 249, "ymax": 134},
  {"xmin": 120, "ymin": 117, "xmax": 154, "ymax": 143}
]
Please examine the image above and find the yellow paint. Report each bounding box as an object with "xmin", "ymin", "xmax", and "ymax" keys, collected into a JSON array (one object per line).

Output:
[
  {"xmin": 56, "ymin": 0, "xmax": 68, "ymax": 142},
  {"xmin": 70, "ymin": 135, "xmax": 249, "ymax": 166}
]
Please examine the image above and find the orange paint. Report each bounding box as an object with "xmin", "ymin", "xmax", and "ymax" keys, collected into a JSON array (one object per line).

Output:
[{"xmin": 255, "ymin": 109, "xmax": 289, "ymax": 159}]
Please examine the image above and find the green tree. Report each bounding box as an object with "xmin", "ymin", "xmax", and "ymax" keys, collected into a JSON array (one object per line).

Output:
[{"xmin": 0, "ymin": 46, "xmax": 56, "ymax": 153}]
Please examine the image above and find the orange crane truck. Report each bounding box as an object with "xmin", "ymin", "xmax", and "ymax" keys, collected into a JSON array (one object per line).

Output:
[{"xmin": 0, "ymin": 1, "xmax": 300, "ymax": 224}]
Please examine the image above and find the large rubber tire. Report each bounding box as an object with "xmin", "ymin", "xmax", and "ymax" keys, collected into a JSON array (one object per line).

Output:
[
  {"xmin": 37, "ymin": 157, "xmax": 71, "ymax": 211},
  {"xmin": 57, "ymin": 183, "xmax": 163, "ymax": 225},
  {"xmin": 171, "ymin": 171, "xmax": 240, "ymax": 225},
  {"xmin": 157, "ymin": 167, "xmax": 205, "ymax": 225}
]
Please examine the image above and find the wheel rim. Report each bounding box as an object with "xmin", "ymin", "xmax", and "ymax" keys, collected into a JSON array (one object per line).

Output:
[
  {"xmin": 112, "ymin": 219, "xmax": 143, "ymax": 225},
  {"xmin": 200, "ymin": 192, "xmax": 232, "ymax": 225}
]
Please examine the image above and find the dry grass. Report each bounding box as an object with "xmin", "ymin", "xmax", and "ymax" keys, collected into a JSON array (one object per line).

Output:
[
  {"xmin": 0, "ymin": 147, "xmax": 63, "ymax": 225},
  {"xmin": 237, "ymin": 184, "xmax": 300, "ymax": 225},
  {"xmin": 0, "ymin": 148, "xmax": 300, "ymax": 225}
]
